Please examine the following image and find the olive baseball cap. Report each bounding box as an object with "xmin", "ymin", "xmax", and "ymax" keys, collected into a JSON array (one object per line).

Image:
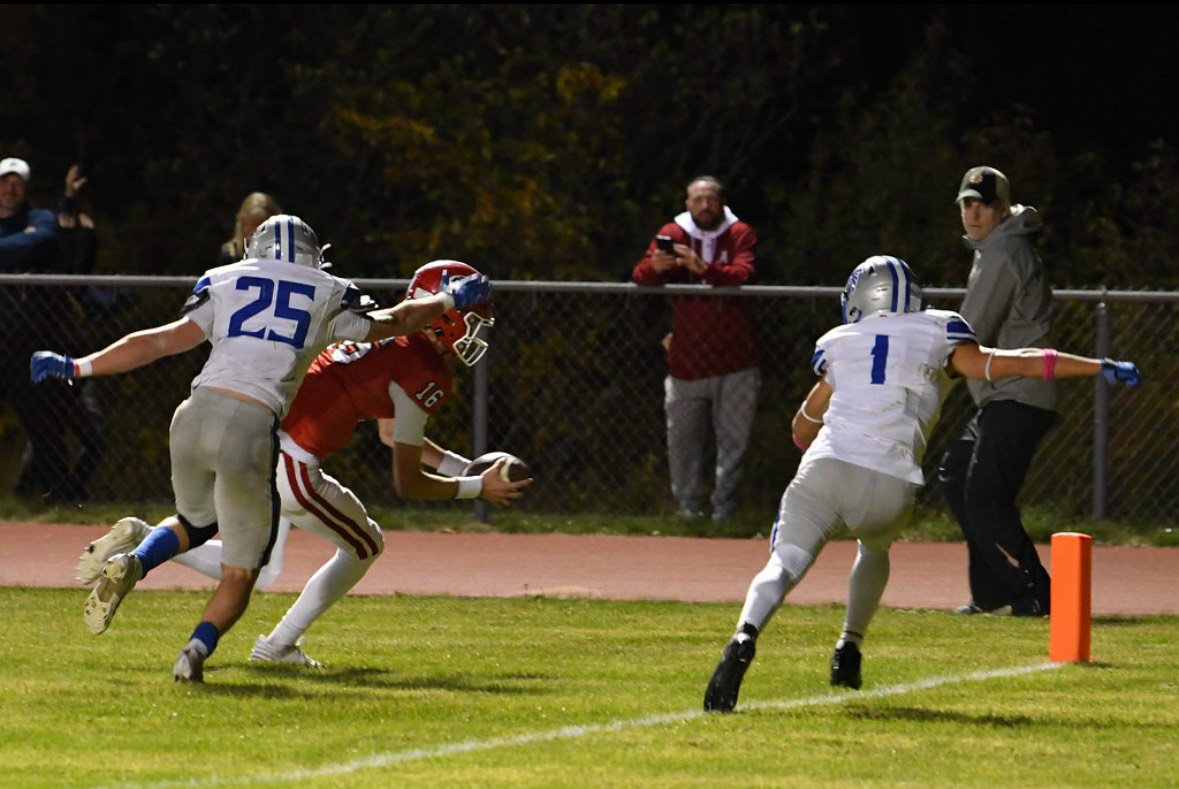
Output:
[{"xmin": 955, "ymin": 166, "xmax": 1009, "ymax": 205}]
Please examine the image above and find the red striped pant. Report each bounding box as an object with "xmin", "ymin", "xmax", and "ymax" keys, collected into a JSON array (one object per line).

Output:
[{"xmin": 277, "ymin": 451, "xmax": 384, "ymax": 561}]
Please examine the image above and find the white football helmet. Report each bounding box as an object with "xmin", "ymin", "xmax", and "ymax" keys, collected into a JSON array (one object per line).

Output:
[
  {"xmin": 245, "ymin": 214, "xmax": 328, "ymax": 268},
  {"xmin": 841, "ymin": 255, "xmax": 923, "ymax": 323}
]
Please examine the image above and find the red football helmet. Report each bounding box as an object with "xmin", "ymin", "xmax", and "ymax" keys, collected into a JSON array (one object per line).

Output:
[{"xmin": 406, "ymin": 260, "xmax": 495, "ymax": 367}]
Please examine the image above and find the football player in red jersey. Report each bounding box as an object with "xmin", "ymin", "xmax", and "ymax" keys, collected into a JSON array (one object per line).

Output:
[{"xmin": 76, "ymin": 260, "xmax": 531, "ymax": 667}]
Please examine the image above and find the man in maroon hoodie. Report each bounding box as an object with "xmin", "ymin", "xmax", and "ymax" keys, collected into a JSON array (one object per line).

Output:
[{"xmin": 632, "ymin": 176, "xmax": 759, "ymax": 522}]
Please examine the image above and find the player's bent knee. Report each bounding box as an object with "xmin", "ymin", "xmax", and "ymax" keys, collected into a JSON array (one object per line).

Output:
[
  {"xmin": 177, "ymin": 513, "xmax": 219, "ymax": 548},
  {"xmin": 220, "ymin": 564, "xmax": 261, "ymax": 595},
  {"xmin": 770, "ymin": 543, "xmax": 815, "ymax": 585}
]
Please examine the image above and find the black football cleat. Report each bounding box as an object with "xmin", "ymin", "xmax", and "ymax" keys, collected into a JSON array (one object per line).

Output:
[
  {"xmin": 703, "ymin": 635, "xmax": 756, "ymax": 713},
  {"xmin": 1011, "ymin": 595, "xmax": 1050, "ymax": 618},
  {"xmin": 829, "ymin": 641, "xmax": 862, "ymax": 690}
]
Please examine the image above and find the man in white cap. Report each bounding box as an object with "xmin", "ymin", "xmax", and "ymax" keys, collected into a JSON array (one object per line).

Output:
[
  {"xmin": 1, "ymin": 156, "xmax": 68, "ymax": 499},
  {"xmin": 1, "ymin": 157, "xmax": 58, "ymax": 268}
]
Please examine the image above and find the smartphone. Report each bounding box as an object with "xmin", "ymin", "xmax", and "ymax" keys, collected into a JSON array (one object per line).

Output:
[{"xmin": 655, "ymin": 235, "xmax": 676, "ymax": 255}]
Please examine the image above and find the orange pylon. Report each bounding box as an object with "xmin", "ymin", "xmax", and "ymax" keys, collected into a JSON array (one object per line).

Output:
[{"xmin": 1049, "ymin": 532, "xmax": 1092, "ymax": 663}]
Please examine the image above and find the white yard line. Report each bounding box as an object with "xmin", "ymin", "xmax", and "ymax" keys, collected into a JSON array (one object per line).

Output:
[{"xmin": 114, "ymin": 662, "xmax": 1063, "ymax": 788}]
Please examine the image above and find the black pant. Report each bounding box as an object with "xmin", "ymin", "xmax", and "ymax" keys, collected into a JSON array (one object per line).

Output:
[
  {"xmin": 1, "ymin": 317, "xmax": 106, "ymax": 502},
  {"xmin": 937, "ymin": 400, "xmax": 1057, "ymax": 611}
]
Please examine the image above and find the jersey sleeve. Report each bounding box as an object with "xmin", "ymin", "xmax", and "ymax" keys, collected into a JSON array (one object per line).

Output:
[
  {"xmin": 326, "ymin": 278, "xmax": 375, "ymax": 341},
  {"xmin": 810, "ymin": 346, "xmax": 828, "ymax": 376},
  {"xmin": 180, "ymin": 274, "xmax": 215, "ymax": 334},
  {"xmin": 943, "ymin": 311, "xmax": 978, "ymax": 346},
  {"xmin": 340, "ymin": 282, "xmax": 379, "ymax": 313},
  {"xmin": 811, "ymin": 325, "xmax": 841, "ymax": 377},
  {"xmin": 389, "ymin": 383, "xmax": 429, "ymax": 446}
]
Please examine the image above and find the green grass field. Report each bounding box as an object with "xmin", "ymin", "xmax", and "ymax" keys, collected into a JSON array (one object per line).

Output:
[{"xmin": 1, "ymin": 588, "xmax": 1176, "ymax": 788}]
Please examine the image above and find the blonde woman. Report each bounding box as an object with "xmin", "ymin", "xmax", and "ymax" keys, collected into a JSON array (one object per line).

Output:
[{"xmin": 218, "ymin": 192, "xmax": 281, "ymax": 265}]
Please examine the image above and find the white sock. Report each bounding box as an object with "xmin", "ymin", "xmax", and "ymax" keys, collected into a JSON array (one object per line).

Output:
[
  {"xmin": 172, "ymin": 541, "xmax": 224, "ymax": 580},
  {"xmin": 171, "ymin": 519, "xmax": 291, "ymax": 589},
  {"xmin": 269, "ymin": 549, "xmax": 374, "ymax": 646}
]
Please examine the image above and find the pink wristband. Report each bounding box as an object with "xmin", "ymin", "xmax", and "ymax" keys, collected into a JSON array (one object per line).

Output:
[
  {"xmin": 1041, "ymin": 348, "xmax": 1058, "ymax": 380},
  {"xmin": 793, "ymin": 435, "xmax": 810, "ymax": 451}
]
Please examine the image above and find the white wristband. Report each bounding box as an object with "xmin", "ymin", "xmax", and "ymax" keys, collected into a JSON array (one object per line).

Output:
[
  {"xmin": 75, "ymin": 357, "xmax": 93, "ymax": 378},
  {"xmin": 984, "ymin": 350, "xmax": 996, "ymax": 382},
  {"xmin": 454, "ymin": 476, "xmax": 483, "ymax": 500},
  {"xmin": 799, "ymin": 404, "xmax": 823, "ymax": 424},
  {"xmin": 438, "ymin": 292, "xmax": 456, "ymax": 311},
  {"xmin": 437, "ymin": 450, "xmax": 472, "ymax": 477}
]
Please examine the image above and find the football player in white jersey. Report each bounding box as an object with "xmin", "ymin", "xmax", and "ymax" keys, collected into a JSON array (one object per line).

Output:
[
  {"xmin": 29, "ymin": 215, "xmax": 493, "ymax": 682},
  {"xmin": 703, "ymin": 255, "xmax": 1140, "ymax": 712},
  {"xmin": 73, "ymin": 260, "xmax": 531, "ymax": 669}
]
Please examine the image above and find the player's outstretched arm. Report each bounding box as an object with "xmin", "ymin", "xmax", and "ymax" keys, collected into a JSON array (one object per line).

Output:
[
  {"xmin": 31, "ymin": 318, "xmax": 207, "ymax": 383},
  {"xmin": 364, "ymin": 272, "xmax": 492, "ymax": 342},
  {"xmin": 950, "ymin": 343, "xmax": 1141, "ymax": 385},
  {"xmin": 365, "ymin": 297, "xmax": 446, "ymax": 342}
]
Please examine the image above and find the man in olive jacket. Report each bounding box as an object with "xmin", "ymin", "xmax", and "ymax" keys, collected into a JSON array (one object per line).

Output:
[{"xmin": 938, "ymin": 166, "xmax": 1055, "ymax": 617}]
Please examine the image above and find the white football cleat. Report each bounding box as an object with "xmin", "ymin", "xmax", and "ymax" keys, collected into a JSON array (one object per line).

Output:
[
  {"xmin": 250, "ymin": 634, "xmax": 324, "ymax": 668},
  {"xmin": 173, "ymin": 644, "xmax": 206, "ymax": 683},
  {"xmin": 77, "ymin": 517, "xmax": 150, "ymax": 585},
  {"xmin": 83, "ymin": 553, "xmax": 143, "ymax": 635}
]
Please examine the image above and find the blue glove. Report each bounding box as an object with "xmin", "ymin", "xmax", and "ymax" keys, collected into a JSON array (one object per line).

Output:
[
  {"xmin": 1101, "ymin": 358, "xmax": 1140, "ymax": 386},
  {"xmin": 441, "ymin": 270, "xmax": 492, "ymax": 311},
  {"xmin": 30, "ymin": 351, "xmax": 76, "ymax": 384}
]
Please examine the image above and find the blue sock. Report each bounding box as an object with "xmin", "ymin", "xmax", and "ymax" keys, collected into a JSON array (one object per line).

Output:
[
  {"xmin": 190, "ymin": 621, "xmax": 220, "ymax": 657},
  {"xmin": 131, "ymin": 526, "xmax": 180, "ymax": 576}
]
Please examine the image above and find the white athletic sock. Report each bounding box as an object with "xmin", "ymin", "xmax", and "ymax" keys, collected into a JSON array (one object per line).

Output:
[
  {"xmin": 269, "ymin": 549, "xmax": 374, "ymax": 646},
  {"xmin": 170, "ymin": 519, "xmax": 291, "ymax": 589},
  {"xmin": 172, "ymin": 541, "xmax": 224, "ymax": 580},
  {"xmin": 843, "ymin": 542, "xmax": 890, "ymax": 641}
]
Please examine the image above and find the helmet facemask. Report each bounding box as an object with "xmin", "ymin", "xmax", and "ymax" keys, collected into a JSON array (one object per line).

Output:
[
  {"xmin": 408, "ymin": 260, "xmax": 495, "ymax": 366},
  {"xmin": 430, "ymin": 307, "xmax": 494, "ymax": 367}
]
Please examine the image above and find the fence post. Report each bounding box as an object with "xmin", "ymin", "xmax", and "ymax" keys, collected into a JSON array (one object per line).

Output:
[
  {"xmin": 1092, "ymin": 299, "xmax": 1110, "ymax": 521},
  {"xmin": 472, "ymin": 347, "xmax": 491, "ymax": 523}
]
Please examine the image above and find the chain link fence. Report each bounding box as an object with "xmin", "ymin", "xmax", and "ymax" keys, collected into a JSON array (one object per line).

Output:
[{"xmin": 2, "ymin": 276, "xmax": 1175, "ymax": 528}]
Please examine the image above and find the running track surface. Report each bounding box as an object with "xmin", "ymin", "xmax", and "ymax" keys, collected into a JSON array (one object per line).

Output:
[{"xmin": 2, "ymin": 522, "xmax": 1175, "ymax": 616}]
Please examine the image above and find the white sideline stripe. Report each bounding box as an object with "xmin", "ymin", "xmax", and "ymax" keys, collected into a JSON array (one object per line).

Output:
[{"xmin": 120, "ymin": 662, "xmax": 1063, "ymax": 789}]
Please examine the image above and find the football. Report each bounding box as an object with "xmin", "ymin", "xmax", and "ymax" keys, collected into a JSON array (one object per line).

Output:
[{"xmin": 462, "ymin": 451, "xmax": 532, "ymax": 482}]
